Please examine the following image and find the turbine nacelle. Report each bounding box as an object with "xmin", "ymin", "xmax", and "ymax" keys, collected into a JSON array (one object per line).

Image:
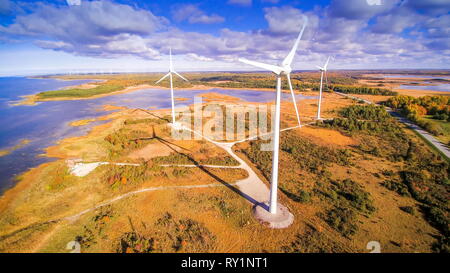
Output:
[
  {"xmin": 156, "ymin": 48, "xmax": 189, "ymax": 84},
  {"xmin": 238, "ymin": 15, "xmax": 308, "ymax": 77},
  {"xmin": 316, "ymin": 56, "xmax": 331, "ymax": 72},
  {"xmin": 155, "ymin": 48, "xmax": 188, "ymax": 125},
  {"xmin": 281, "ymin": 65, "xmax": 292, "ymax": 75}
]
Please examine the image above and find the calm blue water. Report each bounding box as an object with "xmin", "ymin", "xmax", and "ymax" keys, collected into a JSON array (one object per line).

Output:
[
  {"xmin": 397, "ymin": 84, "xmax": 450, "ymax": 92},
  {"xmin": 382, "ymin": 74, "xmax": 450, "ymax": 80},
  {"xmin": 0, "ymin": 77, "xmax": 311, "ymax": 192}
]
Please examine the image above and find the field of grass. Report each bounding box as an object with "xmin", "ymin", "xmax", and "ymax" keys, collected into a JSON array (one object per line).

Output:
[
  {"xmin": 236, "ymin": 104, "xmax": 449, "ymax": 252},
  {"xmin": 0, "ymin": 97, "xmax": 448, "ymax": 253}
]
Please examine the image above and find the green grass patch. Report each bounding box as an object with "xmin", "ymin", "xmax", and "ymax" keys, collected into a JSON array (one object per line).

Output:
[
  {"xmin": 422, "ymin": 116, "xmax": 450, "ymax": 144},
  {"xmin": 38, "ymin": 83, "xmax": 125, "ymax": 99}
]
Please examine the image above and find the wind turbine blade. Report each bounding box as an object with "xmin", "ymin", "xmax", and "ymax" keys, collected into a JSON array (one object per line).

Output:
[
  {"xmin": 324, "ymin": 56, "xmax": 331, "ymax": 70},
  {"xmin": 238, "ymin": 58, "xmax": 283, "ymax": 75},
  {"xmin": 282, "ymin": 15, "xmax": 308, "ymax": 67},
  {"xmin": 316, "ymin": 65, "xmax": 324, "ymax": 71},
  {"xmin": 169, "ymin": 48, "xmax": 173, "ymax": 71},
  {"xmin": 173, "ymin": 70, "xmax": 188, "ymax": 82},
  {"xmin": 324, "ymin": 71, "xmax": 329, "ymax": 91},
  {"xmin": 156, "ymin": 72, "xmax": 170, "ymax": 84},
  {"xmin": 287, "ymin": 74, "xmax": 301, "ymax": 127}
]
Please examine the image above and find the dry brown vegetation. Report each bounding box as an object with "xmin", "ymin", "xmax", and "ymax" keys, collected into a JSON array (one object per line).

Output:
[{"xmin": 0, "ymin": 88, "xmax": 448, "ymax": 253}]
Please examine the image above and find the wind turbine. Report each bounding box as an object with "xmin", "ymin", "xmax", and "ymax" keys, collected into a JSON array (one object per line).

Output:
[
  {"xmin": 316, "ymin": 56, "xmax": 330, "ymax": 120},
  {"xmin": 238, "ymin": 15, "xmax": 308, "ymax": 214},
  {"xmin": 156, "ymin": 48, "xmax": 188, "ymax": 127}
]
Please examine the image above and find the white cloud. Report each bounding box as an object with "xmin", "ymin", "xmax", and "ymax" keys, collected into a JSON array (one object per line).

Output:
[
  {"xmin": 0, "ymin": 1, "xmax": 167, "ymax": 59},
  {"xmin": 171, "ymin": 4, "xmax": 224, "ymax": 24},
  {"xmin": 66, "ymin": 0, "xmax": 81, "ymax": 6},
  {"xmin": 1, "ymin": 1, "xmax": 167, "ymax": 38},
  {"xmin": 0, "ymin": 1, "xmax": 448, "ymax": 70},
  {"xmin": 264, "ymin": 6, "xmax": 314, "ymax": 35},
  {"xmin": 371, "ymin": 12, "xmax": 421, "ymax": 33},
  {"xmin": 186, "ymin": 53, "xmax": 214, "ymax": 62},
  {"xmin": 105, "ymin": 34, "xmax": 161, "ymax": 59},
  {"xmin": 422, "ymin": 14, "xmax": 450, "ymax": 38},
  {"xmin": 328, "ymin": 0, "xmax": 399, "ymax": 20}
]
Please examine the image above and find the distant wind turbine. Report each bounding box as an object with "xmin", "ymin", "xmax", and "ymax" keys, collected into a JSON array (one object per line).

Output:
[
  {"xmin": 156, "ymin": 48, "xmax": 188, "ymax": 127},
  {"xmin": 316, "ymin": 56, "xmax": 331, "ymax": 120},
  {"xmin": 238, "ymin": 15, "xmax": 308, "ymax": 214}
]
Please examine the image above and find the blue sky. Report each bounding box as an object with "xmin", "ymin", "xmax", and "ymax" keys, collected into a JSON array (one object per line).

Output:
[{"xmin": 0, "ymin": 0, "xmax": 449, "ymax": 76}]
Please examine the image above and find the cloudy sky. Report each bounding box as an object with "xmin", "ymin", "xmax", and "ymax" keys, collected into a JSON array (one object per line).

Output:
[{"xmin": 0, "ymin": 0, "xmax": 449, "ymax": 76}]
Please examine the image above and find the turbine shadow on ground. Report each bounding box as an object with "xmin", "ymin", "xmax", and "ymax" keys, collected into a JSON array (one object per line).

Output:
[
  {"xmin": 131, "ymin": 108, "xmax": 171, "ymax": 123},
  {"xmin": 146, "ymin": 127, "xmax": 261, "ymax": 207}
]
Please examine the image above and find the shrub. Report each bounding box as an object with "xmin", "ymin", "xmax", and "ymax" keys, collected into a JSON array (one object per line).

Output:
[
  {"xmin": 298, "ymin": 190, "xmax": 312, "ymax": 203},
  {"xmin": 426, "ymin": 207, "xmax": 449, "ymax": 237},
  {"xmin": 416, "ymin": 120, "xmax": 444, "ymax": 136},
  {"xmin": 325, "ymin": 207, "xmax": 358, "ymax": 238},
  {"xmin": 331, "ymin": 85, "xmax": 397, "ymax": 96},
  {"xmin": 322, "ymin": 105, "xmax": 402, "ymax": 136},
  {"xmin": 339, "ymin": 104, "xmax": 391, "ymax": 121},
  {"xmin": 281, "ymin": 225, "xmax": 347, "ymax": 253},
  {"xmin": 241, "ymin": 131, "xmax": 351, "ymax": 180},
  {"xmin": 432, "ymin": 236, "xmax": 450, "ymax": 253},
  {"xmin": 332, "ymin": 179, "xmax": 376, "ymax": 214},
  {"xmin": 399, "ymin": 206, "xmax": 415, "ymax": 215},
  {"xmin": 116, "ymin": 213, "xmax": 216, "ymax": 253},
  {"xmin": 382, "ymin": 180, "xmax": 411, "ymax": 197}
]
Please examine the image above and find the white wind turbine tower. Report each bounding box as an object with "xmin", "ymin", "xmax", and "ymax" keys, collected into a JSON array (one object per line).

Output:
[
  {"xmin": 156, "ymin": 48, "xmax": 188, "ymax": 127},
  {"xmin": 238, "ymin": 15, "xmax": 308, "ymax": 214},
  {"xmin": 316, "ymin": 56, "xmax": 330, "ymax": 120}
]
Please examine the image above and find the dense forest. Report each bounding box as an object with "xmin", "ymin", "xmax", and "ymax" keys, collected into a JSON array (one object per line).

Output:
[{"xmin": 329, "ymin": 84, "xmax": 398, "ymax": 96}]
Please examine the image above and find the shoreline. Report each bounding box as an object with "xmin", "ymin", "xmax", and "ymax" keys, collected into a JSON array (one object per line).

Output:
[
  {"xmin": 0, "ymin": 91, "xmax": 322, "ymax": 202},
  {"xmin": 0, "ymin": 139, "xmax": 31, "ymax": 158},
  {"xmin": 15, "ymin": 75, "xmax": 450, "ymax": 107},
  {"xmin": 0, "ymin": 106, "xmax": 130, "ymax": 212},
  {"xmin": 394, "ymin": 88, "xmax": 450, "ymax": 97},
  {"xmin": 13, "ymin": 82, "xmax": 309, "ymax": 106},
  {"xmin": 358, "ymin": 74, "xmax": 450, "ymax": 97}
]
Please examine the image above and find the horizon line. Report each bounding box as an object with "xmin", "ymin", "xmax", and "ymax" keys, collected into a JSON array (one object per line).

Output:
[{"xmin": 2, "ymin": 68, "xmax": 450, "ymax": 78}]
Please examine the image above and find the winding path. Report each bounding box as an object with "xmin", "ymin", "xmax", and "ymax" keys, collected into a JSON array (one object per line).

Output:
[
  {"xmin": 1, "ymin": 118, "xmax": 313, "ymax": 246},
  {"xmin": 67, "ymin": 121, "xmax": 316, "ymax": 220}
]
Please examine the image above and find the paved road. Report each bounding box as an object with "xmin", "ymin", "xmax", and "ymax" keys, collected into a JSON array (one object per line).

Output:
[
  {"xmin": 335, "ymin": 92, "xmax": 450, "ymax": 159},
  {"xmin": 387, "ymin": 109, "xmax": 450, "ymax": 159}
]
